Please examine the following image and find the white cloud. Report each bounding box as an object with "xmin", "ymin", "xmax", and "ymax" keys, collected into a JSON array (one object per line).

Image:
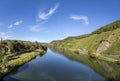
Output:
[
  {"xmin": 1, "ymin": 31, "xmax": 13, "ymax": 39},
  {"xmin": 8, "ymin": 25, "xmax": 13, "ymax": 28},
  {"xmin": 14, "ymin": 20, "xmax": 23, "ymax": 26},
  {"xmin": 30, "ymin": 21, "xmax": 47, "ymax": 32},
  {"xmin": 38, "ymin": 3, "xmax": 59, "ymax": 20},
  {"xmin": 70, "ymin": 15, "xmax": 89, "ymax": 25},
  {"xmin": 1, "ymin": 20, "xmax": 22, "ymax": 39},
  {"xmin": 30, "ymin": 24, "xmax": 44, "ymax": 32},
  {"xmin": 30, "ymin": 3, "xmax": 59, "ymax": 33},
  {"xmin": 8, "ymin": 20, "xmax": 23, "ymax": 28}
]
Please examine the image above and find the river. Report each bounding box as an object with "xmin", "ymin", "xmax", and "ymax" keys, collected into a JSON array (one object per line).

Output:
[{"xmin": 2, "ymin": 48, "xmax": 120, "ymax": 81}]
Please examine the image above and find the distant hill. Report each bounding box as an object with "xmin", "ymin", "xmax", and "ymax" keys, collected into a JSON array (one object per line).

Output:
[{"xmin": 49, "ymin": 20, "xmax": 120, "ymax": 60}]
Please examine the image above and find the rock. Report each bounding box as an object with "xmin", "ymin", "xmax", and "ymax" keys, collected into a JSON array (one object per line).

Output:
[
  {"xmin": 118, "ymin": 36, "xmax": 120, "ymax": 40},
  {"xmin": 79, "ymin": 48, "xmax": 88, "ymax": 54},
  {"xmin": 96, "ymin": 40, "xmax": 110, "ymax": 55}
]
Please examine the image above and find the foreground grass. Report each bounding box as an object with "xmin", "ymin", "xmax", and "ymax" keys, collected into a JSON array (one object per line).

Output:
[
  {"xmin": 8, "ymin": 49, "xmax": 45, "ymax": 67},
  {"xmin": 0, "ymin": 49, "xmax": 46, "ymax": 79}
]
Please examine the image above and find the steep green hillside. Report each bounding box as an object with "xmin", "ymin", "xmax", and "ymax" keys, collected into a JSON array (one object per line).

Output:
[{"xmin": 49, "ymin": 20, "xmax": 120, "ymax": 61}]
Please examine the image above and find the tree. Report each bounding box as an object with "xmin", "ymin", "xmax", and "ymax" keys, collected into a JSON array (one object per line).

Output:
[
  {"xmin": 7, "ymin": 41, "xmax": 14, "ymax": 54},
  {"xmin": 0, "ymin": 37, "xmax": 3, "ymax": 51},
  {"xmin": 34, "ymin": 41, "xmax": 39, "ymax": 49},
  {"xmin": 0, "ymin": 41, "xmax": 2, "ymax": 51}
]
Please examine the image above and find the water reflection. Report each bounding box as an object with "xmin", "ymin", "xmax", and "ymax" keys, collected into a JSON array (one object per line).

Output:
[
  {"xmin": 50, "ymin": 47, "xmax": 120, "ymax": 81},
  {"xmin": 3, "ymin": 48, "xmax": 120, "ymax": 81}
]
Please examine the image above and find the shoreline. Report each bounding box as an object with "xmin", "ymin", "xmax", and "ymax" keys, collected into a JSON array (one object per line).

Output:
[
  {"xmin": 49, "ymin": 46, "xmax": 120, "ymax": 63},
  {"xmin": 0, "ymin": 49, "xmax": 46, "ymax": 80}
]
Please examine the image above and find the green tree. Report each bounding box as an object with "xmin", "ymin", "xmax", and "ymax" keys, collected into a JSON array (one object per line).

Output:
[{"xmin": 7, "ymin": 41, "xmax": 14, "ymax": 54}]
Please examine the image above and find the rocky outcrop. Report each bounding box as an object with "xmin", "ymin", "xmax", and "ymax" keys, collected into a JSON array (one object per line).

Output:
[
  {"xmin": 96, "ymin": 40, "xmax": 110, "ymax": 55},
  {"xmin": 79, "ymin": 48, "xmax": 88, "ymax": 54},
  {"xmin": 118, "ymin": 36, "xmax": 120, "ymax": 40}
]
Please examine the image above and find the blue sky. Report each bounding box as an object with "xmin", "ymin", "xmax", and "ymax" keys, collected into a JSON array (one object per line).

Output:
[{"xmin": 0, "ymin": 0, "xmax": 120, "ymax": 42}]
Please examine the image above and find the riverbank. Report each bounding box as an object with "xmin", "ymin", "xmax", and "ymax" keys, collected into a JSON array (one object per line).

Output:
[
  {"xmin": 0, "ymin": 49, "xmax": 46, "ymax": 79},
  {"xmin": 72, "ymin": 48, "xmax": 119, "ymax": 63},
  {"xmin": 49, "ymin": 21, "xmax": 120, "ymax": 64},
  {"xmin": 49, "ymin": 47, "xmax": 120, "ymax": 81},
  {"xmin": 49, "ymin": 46, "xmax": 119, "ymax": 63},
  {"xmin": 89, "ymin": 53, "xmax": 119, "ymax": 63}
]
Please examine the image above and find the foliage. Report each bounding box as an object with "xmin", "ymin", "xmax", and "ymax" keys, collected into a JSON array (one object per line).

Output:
[
  {"xmin": 0, "ymin": 39, "xmax": 47, "ymax": 79},
  {"xmin": 102, "ymin": 40, "xmax": 120, "ymax": 55},
  {"xmin": 49, "ymin": 20, "xmax": 120, "ymax": 59},
  {"xmin": 4, "ymin": 40, "xmax": 44, "ymax": 54},
  {"xmin": 0, "ymin": 41, "xmax": 2, "ymax": 51},
  {"xmin": 92, "ymin": 20, "xmax": 120, "ymax": 34},
  {"xmin": 8, "ymin": 49, "xmax": 45, "ymax": 67}
]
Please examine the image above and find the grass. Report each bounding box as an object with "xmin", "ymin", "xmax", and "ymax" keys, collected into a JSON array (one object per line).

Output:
[
  {"xmin": 8, "ymin": 49, "xmax": 45, "ymax": 67},
  {"xmin": 0, "ymin": 49, "xmax": 45, "ymax": 79},
  {"xmin": 50, "ymin": 21, "xmax": 120, "ymax": 62},
  {"xmin": 103, "ymin": 40, "xmax": 120, "ymax": 54},
  {"xmin": 89, "ymin": 54, "xmax": 118, "ymax": 62},
  {"xmin": 51, "ymin": 29, "xmax": 120, "ymax": 54},
  {"xmin": 55, "ymin": 31, "xmax": 113, "ymax": 52}
]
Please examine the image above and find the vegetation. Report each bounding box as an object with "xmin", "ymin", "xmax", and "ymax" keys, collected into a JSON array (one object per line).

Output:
[
  {"xmin": 5, "ymin": 40, "xmax": 46, "ymax": 54},
  {"xmin": 49, "ymin": 20, "xmax": 120, "ymax": 62},
  {"xmin": 92, "ymin": 20, "xmax": 120, "ymax": 34},
  {"xmin": 50, "ymin": 47, "xmax": 120, "ymax": 81},
  {"xmin": 8, "ymin": 49, "xmax": 45, "ymax": 67},
  {"xmin": 0, "ymin": 40, "xmax": 47, "ymax": 79}
]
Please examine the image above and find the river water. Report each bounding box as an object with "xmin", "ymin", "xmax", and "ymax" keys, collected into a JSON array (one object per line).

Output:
[{"xmin": 3, "ymin": 48, "xmax": 120, "ymax": 81}]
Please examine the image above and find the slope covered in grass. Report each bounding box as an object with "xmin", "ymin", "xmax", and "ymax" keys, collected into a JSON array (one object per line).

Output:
[{"xmin": 50, "ymin": 20, "xmax": 120, "ymax": 56}]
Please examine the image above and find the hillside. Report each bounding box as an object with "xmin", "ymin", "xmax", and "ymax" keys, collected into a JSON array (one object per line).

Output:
[{"xmin": 49, "ymin": 20, "xmax": 120, "ymax": 60}]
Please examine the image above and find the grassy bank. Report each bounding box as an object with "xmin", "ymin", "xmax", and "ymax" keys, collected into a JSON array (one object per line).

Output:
[
  {"xmin": 49, "ymin": 47, "xmax": 120, "ymax": 81},
  {"xmin": 0, "ymin": 49, "xmax": 46, "ymax": 79},
  {"xmin": 8, "ymin": 49, "xmax": 45, "ymax": 67},
  {"xmin": 49, "ymin": 46, "xmax": 119, "ymax": 63},
  {"xmin": 49, "ymin": 20, "xmax": 120, "ymax": 63},
  {"xmin": 89, "ymin": 53, "xmax": 118, "ymax": 63},
  {"xmin": 69, "ymin": 48, "xmax": 119, "ymax": 63},
  {"xmin": 50, "ymin": 29, "xmax": 120, "ymax": 55}
]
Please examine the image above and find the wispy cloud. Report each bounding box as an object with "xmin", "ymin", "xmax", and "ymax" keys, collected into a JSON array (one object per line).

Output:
[
  {"xmin": 70, "ymin": 15, "xmax": 89, "ymax": 25},
  {"xmin": 1, "ymin": 30, "xmax": 13, "ymax": 39},
  {"xmin": 14, "ymin": 20, "xmax": 23, "ymax": 26},
  {"xmin": 8, "ymin": 20, "xmax": 23, "ymax": 28},
  {"xmin": 30, "ymin": 21, "xmax": 47, "ymax": 32},
  {"xmin": 30, "ymin": 3, "xmax": 59, "ymax": 32},
  {"xmin": 1, "ymin": 20, "xmax": 22, "ymax": 39},
  {"xmin": 38, "ymin": 3, "xmax": 59, "ymax": 20},
  {"xmin": 8, "ymin": 25, "xmax": 13, "ymax": 28},
  {"xmin": 30, "ymin": 24, "xmax": 44, "ymax": 32}
]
